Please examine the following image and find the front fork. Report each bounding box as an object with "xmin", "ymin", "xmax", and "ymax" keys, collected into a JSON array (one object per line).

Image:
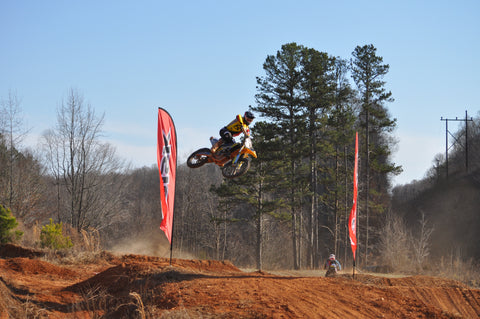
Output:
[{"xmin": 232, "ymin": 148, "xmax": 244, "ymax": 165}]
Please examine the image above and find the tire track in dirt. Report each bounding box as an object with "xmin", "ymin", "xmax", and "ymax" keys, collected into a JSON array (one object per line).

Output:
[
  {"xmin": 161, "ymin": 274, "xmax": 458, "ymax": 318},
  {"xmin": 397, "ymin": 286, "xmax": 480, "ymax": 318},
  {"xmin": 1, "ymin": 245, "xmax": 479, "ymax": 318}
]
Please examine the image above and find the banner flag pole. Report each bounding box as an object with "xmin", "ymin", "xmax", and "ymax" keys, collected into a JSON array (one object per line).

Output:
[
  {"xmin": 157, "ymin": 107, "xmax": 177, "ymax": 265},
  {"xmin": 348, "ymin": 132, "xmax": 359, "ymax": 279}
]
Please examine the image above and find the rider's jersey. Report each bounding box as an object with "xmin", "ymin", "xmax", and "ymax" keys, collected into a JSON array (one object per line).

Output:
[{"xmin": 224, "ymin": 114, "xmax": 249, "ymax": 136}]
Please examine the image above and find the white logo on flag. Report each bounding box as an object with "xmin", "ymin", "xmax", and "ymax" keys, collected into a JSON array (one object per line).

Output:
[{"xmin": 160, "ymin": 129, "xmax": 172, "ymax": 200}]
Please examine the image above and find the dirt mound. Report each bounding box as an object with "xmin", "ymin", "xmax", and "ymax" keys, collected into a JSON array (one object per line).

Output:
[
  {"xmin": 0, "ymin": 257, "xmax": 78, "ymax": 278},
  {"xmin": 0, "ymin": 243, "xmax": 44, "ymax": 259},
  {"xmin": 0, "ymin": 247, "xmax": 479, "ymax": 318},
  {"xmin": 119, "ymin": 254, "xmax": 241, "ymax": 273}
]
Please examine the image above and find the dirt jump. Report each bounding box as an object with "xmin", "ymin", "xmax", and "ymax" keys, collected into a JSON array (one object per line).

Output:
[{"xmin": 0, "ymin": 244, "xmax": 479, "ymax": 318}]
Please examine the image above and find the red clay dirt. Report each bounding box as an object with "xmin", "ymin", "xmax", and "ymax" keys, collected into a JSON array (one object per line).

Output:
[{"xmin": 0, "ymin": 244, "xmax": 479, "ymax": 318}]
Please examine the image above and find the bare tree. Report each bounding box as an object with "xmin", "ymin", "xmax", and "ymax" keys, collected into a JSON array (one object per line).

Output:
[
  {"xmin": 411, "ymin": 211, "xmax": 434, "ymax": 271},
  {"xmin": 41, "ymin": 89, "xmax": 127, "ymax": 231},
  {"xmin": 0, "ymin": 90, "xmax": 43, "ymax": 220},
  {"xmin": 378, "ymin": 211, "xmax": 409, "ymax": 271},
  {"xmin": 174, "ymin": 165, "xmax": 222, "ymax": 258},
  {"xmin": 1, "ymin": 90, "xmax": 25, "ymax": 207}
]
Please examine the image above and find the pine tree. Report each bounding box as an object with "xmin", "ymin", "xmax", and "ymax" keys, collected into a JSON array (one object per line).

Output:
[
  {"xmin": 254, "ymin": 42, "xmax": 306, "ymax": 269},
  {"xmin": 300, "ymin": 48, "xmax": 337, "ymax": 268},
  {"xmin": 325, "ymin": 57, "xmax": 357, "ymax": 265},
  {"xmin": 351, "ymin": 44, "xmax": 402, "ymax": 266},
  {"xmin": 0, "ymin": 204, "xmax": 23, "ymax": 244},
  {"xmin": 248, "ymin": 121, "xmax": 285, "ymax": 269}
]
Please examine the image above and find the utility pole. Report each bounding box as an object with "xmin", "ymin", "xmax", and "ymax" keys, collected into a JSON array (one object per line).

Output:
[{"xmin": 440, "ymin": 110, "xmax": 473, "ymax": 179}]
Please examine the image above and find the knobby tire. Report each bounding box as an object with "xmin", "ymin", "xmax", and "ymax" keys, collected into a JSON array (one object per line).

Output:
[
  {"xmin": 222, "ymin": 158, "xmax": 250, "ymax": 178},
  {"xmin": 187, "ymin": 148, "xmax": 210, "ymax": 168}
]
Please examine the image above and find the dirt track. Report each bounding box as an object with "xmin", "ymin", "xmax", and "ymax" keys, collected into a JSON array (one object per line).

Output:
[{"xmin": 0, "ymin": 245, "xmax": 479, "ymax": 318}]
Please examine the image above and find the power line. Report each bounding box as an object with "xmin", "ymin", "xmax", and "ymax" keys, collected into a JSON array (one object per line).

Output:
[{"xmin": 440, "ymin": 110, "xmax": 473, "ymax": 179}]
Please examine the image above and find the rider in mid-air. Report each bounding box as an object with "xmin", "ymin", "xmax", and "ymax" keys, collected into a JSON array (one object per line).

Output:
[{"xmin": 211, "ymin": 111, "xmax": 255, "ymax": 156}]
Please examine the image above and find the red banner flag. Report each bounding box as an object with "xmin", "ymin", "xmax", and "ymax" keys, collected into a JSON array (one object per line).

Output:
[
  {"xmin": 157, "ymin": 108, "xmax": 177, "ymax": 243},
  {"xmin": 348, "ymin": 132, "xmax": 359, "ymax": 260}
]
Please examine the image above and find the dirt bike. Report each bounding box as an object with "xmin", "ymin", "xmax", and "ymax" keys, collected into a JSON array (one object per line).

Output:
[
  {"xmin": 325, "ymin": 263, "xmax": 340, "ymax": 278},
  {"xmin": 186, "ymin": 135, "xmax": 257, "ymax": 178}
]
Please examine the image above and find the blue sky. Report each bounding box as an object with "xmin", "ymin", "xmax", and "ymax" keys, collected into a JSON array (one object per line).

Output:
[{"xmin": 1, "ymin": 0, "xmax": 479, "ymax": 186}]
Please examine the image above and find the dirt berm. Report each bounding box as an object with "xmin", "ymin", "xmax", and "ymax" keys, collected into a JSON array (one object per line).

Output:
[{"xmin": 0, "ymin": 244, "xmax": 479, "ymax": 318}]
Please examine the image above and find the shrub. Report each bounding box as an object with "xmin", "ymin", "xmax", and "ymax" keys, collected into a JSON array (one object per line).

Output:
[
  {"xmin": 40, "ymin": 219, "xmax": 73, "ymax": 250},
  {"xmin": 0, "ymin": 204, "xmax": 23, "ymax": 244}
]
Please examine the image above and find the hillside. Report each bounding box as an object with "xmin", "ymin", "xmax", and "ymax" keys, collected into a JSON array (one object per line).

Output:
[
  {"xmin": 0, "ymin": 244, "xmax": 479, "ymax": 318},
  {"xmin": 393, "ymin": 173, "xmax": 480, "ymax": 261}
]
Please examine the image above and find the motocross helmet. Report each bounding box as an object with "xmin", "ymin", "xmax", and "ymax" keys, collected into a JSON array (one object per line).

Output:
[
  {"xmin": 329, "ymin": 254, "xmax": 335, "ymax": 260},
  {"xmin": 244, "ymin": 111, "xmax": 255, "ymax": 124}
]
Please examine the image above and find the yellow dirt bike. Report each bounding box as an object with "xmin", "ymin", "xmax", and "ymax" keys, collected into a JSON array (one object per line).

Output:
[{"xmin": 186, "ymin": 135, "xmax": 257, "ymax": 178}]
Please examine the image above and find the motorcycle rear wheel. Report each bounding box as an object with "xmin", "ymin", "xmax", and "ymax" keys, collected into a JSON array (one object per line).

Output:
[
  {"xmin": 187, "ymin": 148, "xmax": 211, "ymax": 168},
  {"xmin": 222, "ymin": 158, "xmax": 250, "ymax": 178}
]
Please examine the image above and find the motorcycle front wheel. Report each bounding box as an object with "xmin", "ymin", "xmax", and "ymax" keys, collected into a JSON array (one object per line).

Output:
[
  {"xmin": 187, "ymin": 148, "xmax": 211, "ymax": 168},
  {"xmin": 222, "ymin": 158, "xmax": 250, "ymax": 178}
]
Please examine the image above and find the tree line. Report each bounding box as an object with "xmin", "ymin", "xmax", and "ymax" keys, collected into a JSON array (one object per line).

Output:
[
  {"xmin": 199, "ymin": 43, "xmax": 400, "ymax": 269},
  {"xmin": 1, "ymin": 43, "xmax": 403, "ymax": 270}
]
